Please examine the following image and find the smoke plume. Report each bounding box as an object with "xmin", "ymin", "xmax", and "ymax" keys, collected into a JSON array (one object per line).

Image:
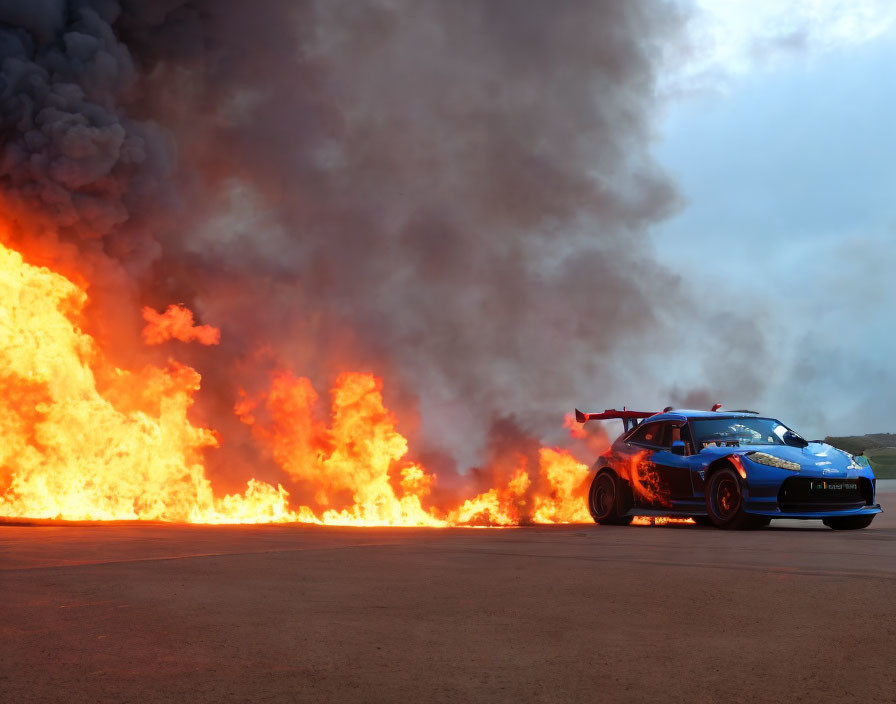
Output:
[{"xmin": 1, "ymin": 1, "xmax": 686, "ymax": 481}]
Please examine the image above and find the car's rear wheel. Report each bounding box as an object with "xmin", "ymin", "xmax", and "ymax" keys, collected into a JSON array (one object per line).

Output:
[
  {"xmin": 822, "ymin": 515, "xmax": 875, "ymax": 530},
  {"xmin": 705, "ymin": 467, "xmax": 766, "ymax": 530},
  {"xmin": 588, "ymin": 471, "xmax": 633, "ymax": 526}
]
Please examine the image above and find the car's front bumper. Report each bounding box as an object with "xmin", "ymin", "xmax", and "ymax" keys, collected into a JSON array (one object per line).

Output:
[
  {"xmin": 741, "ymin": 461, "xmax": 880, "ymax": 518},
  {"xmin": 744, "ymin": 504, "xmax": 882, "ymax": 519}
]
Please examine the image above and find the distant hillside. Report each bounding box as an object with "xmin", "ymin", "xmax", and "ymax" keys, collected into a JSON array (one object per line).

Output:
[
  {"xmin": 824, "ymin": 433, "xmax": 896, "ymax": 455},
  {"xmin": 825, "ymin": 434, "xmax": 896, "ymax": 479}
]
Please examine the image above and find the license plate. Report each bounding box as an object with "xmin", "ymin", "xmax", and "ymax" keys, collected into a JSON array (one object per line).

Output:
[{"xmin": 810, "ymin": 481, "xmax": 857, "ymax": 491}]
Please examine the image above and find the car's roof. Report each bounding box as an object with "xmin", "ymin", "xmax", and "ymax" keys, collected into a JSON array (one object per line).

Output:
[{"xmin": 645, "ymin": 410, "xmax": 776, "ymax": 423}]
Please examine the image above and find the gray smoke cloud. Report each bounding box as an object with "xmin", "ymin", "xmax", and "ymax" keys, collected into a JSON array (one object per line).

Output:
[
  {"xmin": 0, "ymin": 0, "xmax": 174, "ymax": 241},
  {"xmin": 0, "ymin": 0, "xmax": 689, "ymax": 483}
]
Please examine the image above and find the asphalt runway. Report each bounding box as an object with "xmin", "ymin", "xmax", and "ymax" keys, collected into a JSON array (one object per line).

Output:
[{"xmin": 2, "ymin": 483, "xmax": 894, "ymax": 703}]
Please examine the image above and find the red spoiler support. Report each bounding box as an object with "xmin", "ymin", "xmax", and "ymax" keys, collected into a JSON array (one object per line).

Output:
[{"xmin": 574, "ymin": 408, "xmax": 657, "ymax": 433}]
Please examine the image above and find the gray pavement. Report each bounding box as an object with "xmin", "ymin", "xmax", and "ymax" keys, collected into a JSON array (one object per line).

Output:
[{"xmin": 1, "ymin": 484, "xmax": 894, "ymax": 703}]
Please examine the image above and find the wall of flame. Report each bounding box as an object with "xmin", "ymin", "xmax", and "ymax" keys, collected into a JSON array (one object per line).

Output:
[{"xmin": 0, "ymin": 238, "xmax": 594, "ymax": 526}]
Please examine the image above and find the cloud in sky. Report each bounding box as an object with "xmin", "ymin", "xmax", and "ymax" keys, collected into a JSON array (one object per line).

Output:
[
  {"xmin": 668, "ymin": 0, "xmax": 896, "ymax": 93},
  {"xmin": 653, "ymin": 7, "xmax": 896, "ymax": 437}
]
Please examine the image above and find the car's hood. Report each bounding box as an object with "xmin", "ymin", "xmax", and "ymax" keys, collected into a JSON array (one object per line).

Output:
[{"xmin": 702, "ymin": 442, "xmax": 857, "ymax": 473}]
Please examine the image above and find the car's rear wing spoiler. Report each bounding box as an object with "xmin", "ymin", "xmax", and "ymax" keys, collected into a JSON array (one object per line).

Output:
[{"xmin": 574, "ymin": 408, "xmax": 657, "ymax": 433}]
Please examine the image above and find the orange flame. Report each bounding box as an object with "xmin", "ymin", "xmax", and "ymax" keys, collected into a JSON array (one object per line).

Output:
[
  {"xmin": 142, "ymin": 304, "xmax": 221, "ymax": 346},
  {"xmin": 0, "ymin": 235, "xmax": 613, "ymax": 527},
  {"xmin": 0, "ymin": 241, "xmax": 290, "ymax": 522},
  {"xmin": 632, "ymin": 516, "xmax": 695, "ymax": 526},
  {"xmin": 564, "ymin": 412, "xmax": 588, "ymax": 439},
  {"xmin": 626, "ymin": 450, "xmax": 672, "ymax": 507}
]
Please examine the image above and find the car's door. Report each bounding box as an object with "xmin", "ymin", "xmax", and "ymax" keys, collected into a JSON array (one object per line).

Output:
[
  {"xmin": 624, "ymin": 421, "xmax": 692, "ymax": 506},
  {"xmin": 649, "ymin": 423, "xmax": 697, "ymax": 501}
]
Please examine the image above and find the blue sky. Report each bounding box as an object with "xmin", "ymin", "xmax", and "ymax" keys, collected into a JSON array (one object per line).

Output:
[{"xmin": 648, "ymin": 2, "xmax": 896, "ymax": 437}]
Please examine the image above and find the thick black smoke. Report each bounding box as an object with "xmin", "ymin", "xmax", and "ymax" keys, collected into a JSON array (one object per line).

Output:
[{"xmin": 0, "ymin": 1, "xmax": 687, "ymax": 478}]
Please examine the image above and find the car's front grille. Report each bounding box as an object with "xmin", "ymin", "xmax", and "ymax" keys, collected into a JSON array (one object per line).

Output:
[{"xmin": 777, "ymin": 477, "xmax": 873, "ymax": 512}]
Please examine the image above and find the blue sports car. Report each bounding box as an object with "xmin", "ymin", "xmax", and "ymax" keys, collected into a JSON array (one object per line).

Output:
[{"xmin": 575, "ymin": 407, "xmax": 881, "ymax": 530}]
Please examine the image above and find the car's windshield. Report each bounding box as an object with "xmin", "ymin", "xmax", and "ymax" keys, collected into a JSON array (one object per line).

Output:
[{"xmin": 690, "ymin": 417, "xmax": 794, "ymax": 449}]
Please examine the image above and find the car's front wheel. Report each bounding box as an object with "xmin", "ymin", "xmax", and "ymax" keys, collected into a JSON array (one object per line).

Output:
[
  {"xmin": 588, "ymin": 471, "xmax": 633, "ymax": 526},
  {"xmin": 705, "ymin": 467, "xmax": 766, "ymax": 530},
  {"xmin": 822, "ymin": 515, "xmax": 875, "ymax": 530}
]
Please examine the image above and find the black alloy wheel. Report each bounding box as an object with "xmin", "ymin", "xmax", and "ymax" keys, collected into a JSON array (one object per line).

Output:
[
  {"xmin": 588, "ymin": 471, "xmax": 633, "ymax": 526},
  {"xmin": 822, "ymin": 514, "xmax": 875, "ymax": 530},
  {"xmin": 705, "ymin": 467, "xmax": 766, "ymax": 530}
]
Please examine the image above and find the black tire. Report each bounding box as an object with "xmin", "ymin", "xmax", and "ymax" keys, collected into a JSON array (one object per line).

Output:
[
  {"xmin": 705, "ymin": 467, "xmax": 765, "ymax": 530},
  {"xmin": 588, "ymin": 471, "xmax": 634, "ymax": 526},
  {"xmin": 692, "ymin": 516, "xmax": 714, "ymax": 527},
  {"xmin": 822, "ymin": 515, "xmax": 875, "ymax": 530}
]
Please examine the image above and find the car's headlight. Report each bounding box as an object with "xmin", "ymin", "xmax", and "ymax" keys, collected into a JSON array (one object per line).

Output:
[
  {"xmin": 849, "ymin": 455, "xmax": 870, "ymax": 470},
  {"xmin": 746, "ymin": 452, "xmax": 800, "ymax": 471}
]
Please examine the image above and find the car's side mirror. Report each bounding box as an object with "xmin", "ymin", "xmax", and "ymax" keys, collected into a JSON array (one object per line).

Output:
[
  {"xmin": 671, "ymin": 440, "xmax": 686, "ymax": 456},
  {"xmin": 783, "ymin": 430, "xmax": 808, "ymax": 448}
]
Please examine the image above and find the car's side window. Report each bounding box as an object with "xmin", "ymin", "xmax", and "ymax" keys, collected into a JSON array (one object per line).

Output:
[
  {"xmin": 628, "ymin": 422, "xmax": 692, "ymax": 451},
  {"xmin": 625, "ymin": 423, "xmax": 650, "ymax": 445},
  {"xmin": 627, "ymin": 422, "xmax": 666, "ymax": 447},
  {"xmin": 655, "ymin": 423, "xmax": 674, "ymax": 449}
]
